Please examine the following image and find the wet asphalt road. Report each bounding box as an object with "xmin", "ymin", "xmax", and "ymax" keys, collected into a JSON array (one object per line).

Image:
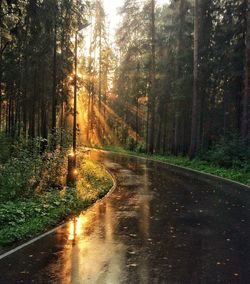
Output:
[{"xmin": 0, "ymin": 150, "xmax": 250, "ymax": 284}]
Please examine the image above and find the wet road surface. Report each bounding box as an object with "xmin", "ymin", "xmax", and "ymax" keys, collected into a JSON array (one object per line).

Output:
[{"xmin": 0, "ymin": 150, "xmax": 250, "ymax": 283}]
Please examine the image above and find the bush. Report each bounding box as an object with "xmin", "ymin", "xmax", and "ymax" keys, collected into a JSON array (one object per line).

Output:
[
  {"xmin": 126, "ymin": 137, "xmax": 137, "ymax": 151},
  {"xmin": 135, "ymin": 142, "xmax": 146, "ymax": 153},
  {"xmin": 38, "ymin": 149, "xmax": 67, "ymax": 191},
  {"xmin": 204, "ymin": 134, "xmax": 250, "ymax": 168},
  {"xmin": 0, "ymin": 151, "xmax": 42, "ymax": 200},
  {"xmin": 0, "ymin": 138, "xmax": 67, "ymax": 201}
]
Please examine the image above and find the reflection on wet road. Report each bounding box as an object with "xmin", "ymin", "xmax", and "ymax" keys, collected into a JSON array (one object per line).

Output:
[{"xmin": 0, "ymin": 150, "xmax": 250, "ymax": 283}]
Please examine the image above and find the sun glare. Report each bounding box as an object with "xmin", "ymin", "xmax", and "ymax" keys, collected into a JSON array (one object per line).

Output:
[
  {"xmin": 68, "ymin": 216, "xmax": 89, "ymax": 241},
  {"xmin": 103, "ymin": 0, "xmax": 170, "ymax": 38}
]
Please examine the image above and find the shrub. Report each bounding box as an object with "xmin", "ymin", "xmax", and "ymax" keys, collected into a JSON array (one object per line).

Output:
[
  {"xmin": 135, "ymin": 142, "xmax": 146, "ymax": 153},
  {"xmin": 126, "ymin": 137, "xmax": 137, "ymax": 151},
  {"xmin": 38, "ymin": 148, "xmax": 67, "ymax": 191},
  {"xmin": 0, "ymin": 137, "xmax": 67, "ymax": 201},
  {"xmin": 0, "ymin": 151, "xmax": 41, "ymax": 200},
  {"xmin": 204, "ymin": 134, "xmax": 250, "ymax": 168}
]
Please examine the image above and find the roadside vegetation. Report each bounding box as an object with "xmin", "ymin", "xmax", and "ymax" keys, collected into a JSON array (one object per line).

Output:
[
  {"xmin": 0, "ymin": 136, "xmax": 112, "ymax": 247},
  {"xmin": 99, "ymin": 135, "xmax": 250, "ymax": 186}
]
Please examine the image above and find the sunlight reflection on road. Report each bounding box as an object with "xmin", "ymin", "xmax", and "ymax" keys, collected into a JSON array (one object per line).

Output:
[
  {"xmin": 1, "ymin": 151, "xmax": 250, "ymax": 283},
  {"xmin": 59, "ymin": 201, "xmax": 128, "ymax": 283},
  {"xmin": 53, "ymin": 151, "xmax": 152, "ymax": 284}
]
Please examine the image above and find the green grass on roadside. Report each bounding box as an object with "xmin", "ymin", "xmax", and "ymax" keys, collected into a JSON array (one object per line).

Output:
[
  {"xmin": 96, "ymin": 145, "xmax": 250, "ymax": 186},
  {"xmin": 148, "ymin": 154, "xmax": 250, "ymax": 186},
  {"xmin": 0, "ymin": 158, "xmax": 113, "ymax": 247}
]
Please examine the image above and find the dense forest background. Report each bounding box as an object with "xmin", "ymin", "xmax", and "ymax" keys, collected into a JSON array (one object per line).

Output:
[{"xmin": 0, "ymin": 0, "xmax": 249, "ymax": 167}]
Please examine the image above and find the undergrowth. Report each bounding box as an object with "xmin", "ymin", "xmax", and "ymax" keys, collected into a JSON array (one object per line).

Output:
[{"xmin": 0, "ymin": 155, "xmax": 112, "ymax": 246}]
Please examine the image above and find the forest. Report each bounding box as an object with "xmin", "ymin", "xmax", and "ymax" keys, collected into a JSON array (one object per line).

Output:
[
  {"xmin": 0, "ymin": 0, "xmax": 250, "ymax": 228},
  {"xmin": 0, "ymin": 1, "xmax": 250, "ymax": 280},
  {"xmin": 0, "ymin": 0, "xmax": 249, "ymax": 161}
]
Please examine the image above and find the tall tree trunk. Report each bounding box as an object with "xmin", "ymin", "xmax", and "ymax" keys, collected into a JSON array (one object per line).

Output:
[
  {"xmin": 0, "ymin": 53, "xmax": 2, "ymax": 133},
  {"xmin": 241, "ymin": 0, "xmax": 250, "ymax": 141},
  {"xmin": 156, "ymin": 115, "xmax": 162, "ymax": 153},
  {"xmin": 60, "ymin": 100, "xmax": 64, "ymax": 147},
  {"xmin": 136, "ymin": 97, "xmax": 139, "ymax": 145},
  {"xmin": 98, "ymin": 17, "xmax": 102, "ymax": 141},
  {"xmin": 23, "ymin": 98, "xmax": 27, "ymax": 139},
  {"xmin": 87, "ymin": 91, "xmax": 90, "ymax": 143},
  {"xmin": 90, "ymin": 87, "xmax": 94, "ymax": 139},
  {"xmin": 73, "ymin": 31, "xmax": 78, "ymax": 153},
  {"xmin": 86, "ymin": 20, "xmax": 93, "ymax": 144},
  {"xmin": 189, "ymin": 0, "xmax": 200, "ymax": 159},
  {"xmin": 23, "ymin": 80, "xmax": 27, "ymax": 139},
  {"xmin": 0, "ymin": 57, "xmax": 2, "ymax": 133},
  {"xmin": 0, "ymin": 0, "xmax": 2, "ymax": 133},
  {"xmin": 223, "ymin": 92, "xmax": 229, "ymax": 135},
  {"xmin": 28, "ymin": 68, "xmax": 37, "ymax": 139},
  {"xmin": 22, "ymin": 27, "xmax": 29, "ymax": 140},
  {"xmin": 174, "ymin": 112, "xmax": 179, "ymax": 155},
  {"xmin": 9, "ymin": 85, "xmax": 15, "ymax": 137},
  {"xmin": 162, "ymin": 102, "xmax": 168, "ymax": 154},
  {"xmin": 5, "ymin": 98, "xmax": 8, "ymax": 135},
  {"xmin": 41, "ymin": 102, "xmax": 48, "ymax": 151},
  {"xmin": 40, "ymin": 65, "xmax": 47, "ymax": 151},
  {"xmin": 174, "ymin": 0, "xmax": 185, "ymax": 155},
  {"xmin": 8, "ymin": 91, "xmax": 12, "ymax": 136},
  {"xmin": 51, "ymin": 8, "xmax": 57, "ymax": 149},
  {"xmin": 146, "ymin": 90, "xmax": 149, "ymax": 152},
  {"xmin": 148, "ymin": 0, "xmax": 156, "ymax": 154}
]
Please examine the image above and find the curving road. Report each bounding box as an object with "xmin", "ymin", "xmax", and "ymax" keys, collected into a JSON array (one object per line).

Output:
[{"xmin": 0, "ymin": 150, "xmax": 250, "ymax": 283}]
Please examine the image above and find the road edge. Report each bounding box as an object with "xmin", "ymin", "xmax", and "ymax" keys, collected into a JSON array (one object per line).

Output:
[{"xmin": 92, "ymin": 148, "xmax": 250, "ymax": 190}]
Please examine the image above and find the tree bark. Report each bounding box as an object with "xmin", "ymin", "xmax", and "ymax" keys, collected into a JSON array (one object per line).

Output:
[
  {"xmin": 148, "ymin": 0, "xmax": 156, "ymax": 154},
  {"xmin": 28, "ymin": 68, "xmax": 36, "ymax": 139},
  {"xmin": 51, "ymin": 7, "xmax": 57, "ymax": 149},
  {"xmin": 241, "ymin": 0, "xmax": 250, "ymax": 141},
  {"xmin": 98, "ymin": 2, "xmax": 102, "ymax": 141},
  {"xmin": 0, "ymin": 50, "xmax": 2, "ymax": 133},
  {"xmin": 174, "ymin": 0, "xmax": 185, "ymax": 155},
  {"xmin": 73, "ymin": 31, "xmax": 78, "ymax": 153},
  {"xmin": 189, "ymin": 0, "xmax": 200, "ymax": 159},
  {"xmin": 0, "ymin": 0, "xmax": 3, "ymax": 132}
]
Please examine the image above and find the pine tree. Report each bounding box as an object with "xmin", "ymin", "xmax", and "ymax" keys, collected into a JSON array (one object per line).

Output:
[
  {"xmin": 189, "ymin": 0, "xmax": 200, "ymax": 158},
  {"xmin": 242, "ymin": 0, "xmax": 250, "ymax": 142}
]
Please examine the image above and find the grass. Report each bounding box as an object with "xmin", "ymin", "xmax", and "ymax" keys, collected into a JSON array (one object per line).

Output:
[
  {"xmin": 0, "ymin": 157, "xmax": 113, "ymax": 247},
  {"xmin": 94, "ymin": 145, "xmax": 250, "ymax": 186}
]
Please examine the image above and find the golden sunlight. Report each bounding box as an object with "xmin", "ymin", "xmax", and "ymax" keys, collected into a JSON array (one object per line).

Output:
[
  {"xmin": 104, "ymin": 0, "xmax": 169, "ymax": 38},
  {"xmin": 68, "ymin": 215, "xmax": 89, "ymax": 241}
]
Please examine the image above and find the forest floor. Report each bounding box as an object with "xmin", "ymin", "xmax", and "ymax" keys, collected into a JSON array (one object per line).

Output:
[
  {"xmin": 0, "ymin": 155, "xmax": 113, "ymax": 247},
  {"xmin": 96, "ymin": 146, "xmax": 250, "ymax": 187}
]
